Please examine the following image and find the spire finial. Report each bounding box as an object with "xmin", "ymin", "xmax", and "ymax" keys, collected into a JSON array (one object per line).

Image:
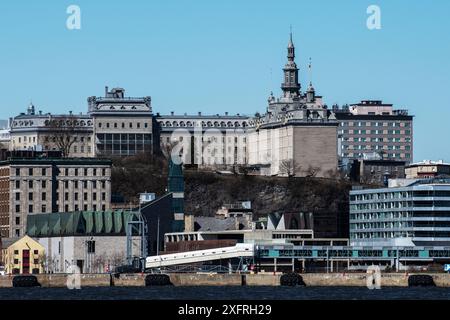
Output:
[
  {"xmin": 287, "ymin": 25, "xmax": 294, "ymax": 51},
  {"xmin": 308, "ymin": 57, "xmax": 312, "ymax": 85},
  {"xmin": 289, "ymin": 25, "xmax": 293, "ymax": 45}
]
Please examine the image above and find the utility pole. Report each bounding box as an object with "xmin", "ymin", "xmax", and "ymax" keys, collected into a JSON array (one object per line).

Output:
[{"xmin": 156, "ymin": 215, "xmax": 160, "ymax": 256}]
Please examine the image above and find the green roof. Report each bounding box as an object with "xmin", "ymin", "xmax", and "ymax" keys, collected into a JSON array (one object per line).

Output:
[{"xmin": 27, "ymin": 210, "xmax": 142, "ymax": 237}]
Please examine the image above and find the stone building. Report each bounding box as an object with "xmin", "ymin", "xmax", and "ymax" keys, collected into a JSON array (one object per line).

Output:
[
  {"xmin": 245, "ymin": 34, "xmax": 338, "ymax": 177},
  {"xmin": 157, "ymin": 33, "xmax": 339, "ymax": 177},
  {"xmin": 9, "ymin": 104, "xmax": 94, "ymax": 157},
  {"xmin": 0, "ymin": 154, "xmax": 112, "ymax": 238},
  {"xmin": 88, "ymin": 87, "xmax": 156, "ymax": 157},
  {"xmin": 156, "ymin": 112, "xmax": 249, "ymax": 167}
]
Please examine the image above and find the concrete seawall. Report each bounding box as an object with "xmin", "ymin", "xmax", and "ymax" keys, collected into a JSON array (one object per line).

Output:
[{"xmin": 1, "ymin": 273, "xmax": 450, "ymax": 288}]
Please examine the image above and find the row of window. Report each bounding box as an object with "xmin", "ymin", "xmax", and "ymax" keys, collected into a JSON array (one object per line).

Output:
[
  {"xmin": 168, "ymin": 136, "xmax": 247, "ymax": 143},
  {"xmin": 351, "ymin": 222, "xmax": 414, "ymax": 230},
  {"xmin": 343, "ymin": 153, "xmax": 411, "ymax": 158},
  {"xmin": 351, "ymin": 191, "xmax": 450, "ymax": 202},
  {"xmin": 71, "ymin": 145, "xmax": 92, "ymax": 154},
  {"xmin": 352, "ymin": 231, "xmax": 450, "ymax": 239},
  {"xmin": 342, "ymin": 144, "xmax": 411, "ymax": 151},
  {"xmin": 341, "ymin": 129, "xmax": 411, "ymax": 135},
  {"xmin": 14, "ymin": 179, "xmax": 108, "ymax": 189},
  {"xmin": 14, "ymin": 167, "xmax": 108, "ymax": 177},
  {"xmin": 159, "ymin": 121, "xmax": 248, "ymax": 128},
  {"xmin": 98, "ymin": 122, "xmax": 149, "ymax": 129},
  {"xmin": 340, "ymin": 121, "xmax": 411, "ymax": 128},
  {"xmin": 351, "ymin": 232, "xmax": 414, "ymax": 239},
  {"xmin": 350, "ymin": 211, "xmax": 412, "ymax": 220},
  {"xmin": 351, "ymin": 201, "xmax": 450, "ymax": 211}
]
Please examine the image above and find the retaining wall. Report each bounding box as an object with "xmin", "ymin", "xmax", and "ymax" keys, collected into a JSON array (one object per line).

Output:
[{"xmin": 0, "ymin": 273, "xmax": 449, "ymax": 288}]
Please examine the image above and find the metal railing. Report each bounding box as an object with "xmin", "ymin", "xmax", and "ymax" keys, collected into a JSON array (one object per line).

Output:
[{"xmin": 154, "ymin": 265, "xmax": 233, "ymax": 274}]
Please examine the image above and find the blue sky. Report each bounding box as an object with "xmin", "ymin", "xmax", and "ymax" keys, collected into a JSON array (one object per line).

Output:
[{"xmin": 0, "ymin": 0, "xmax": 449, "ymax": 162}]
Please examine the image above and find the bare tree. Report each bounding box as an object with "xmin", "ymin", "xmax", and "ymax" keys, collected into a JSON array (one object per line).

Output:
[
  {"xmin": 279, "ymin": 159, "xmax": 301, "ymax": 177},
  {"xmin": 43, "ymin": 115, "xmax": 78, "ymax": 157},
  {"xmin": 325, "ymin": 168, "xmax": 346, "ymax": 180},
  {"xmin": 93, "ymin": 254, "xmax": 107, "ymax": 273},
  {"xmin": 305, "ymin": 165, "xmax": 320, "ymax": 178},
  {"xmin": 38, "ymin": 253, "xmax": 47, "ymax": 273},
  {"xmin": 109, "ymin": 252, "xmax": 126, "ymax": 271}
]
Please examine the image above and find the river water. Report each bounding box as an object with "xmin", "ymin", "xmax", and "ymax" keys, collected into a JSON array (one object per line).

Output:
[{"xmin": 0, "ymin": 286, "xmax": 449, "ymax": 300}]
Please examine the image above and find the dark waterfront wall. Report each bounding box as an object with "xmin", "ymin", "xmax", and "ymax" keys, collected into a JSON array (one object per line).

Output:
[{"xmin": 2, "ymin": 273, "xmax": 450, "ymax": 288}]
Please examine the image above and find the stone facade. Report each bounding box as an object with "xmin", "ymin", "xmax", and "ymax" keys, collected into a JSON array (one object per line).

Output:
[
  {"xmin": 9, "ymin": 105, "xmax": 94, "ymax": 157},
  {"xmin": 88, "ymin": 87, "xmax": 154, "ymax": 157},
  {"xmin": 0, "ymin": 157, "xmax": 112, "ymax": 238}
]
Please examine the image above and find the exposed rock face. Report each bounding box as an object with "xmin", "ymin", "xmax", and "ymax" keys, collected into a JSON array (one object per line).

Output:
[
  {"xmin": 111, "ymin": 155, "xmax": 351, "ymax": 239},
  {"xmin": 184, "ymin": 172, "xmax": 351, "ymax": 238}
]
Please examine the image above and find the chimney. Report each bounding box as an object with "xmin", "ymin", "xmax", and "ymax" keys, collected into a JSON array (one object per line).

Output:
[
  {"xmin": 171, "ymin": 111, "xmax": 174, "ymax": 116},
  {"xmin": 225, "ymin": 112, "xmax": 228, "ymax": 116},
  {"xmin": 39, "ymin": 111, "xmax": 42, "ymax": 115},
  {"xmin": 69, "ymin": 110, "xmax": 72, "ymax": 115},
  {"xmin": 198, "ymin": 112, "xmax": 201, "ymax": 116},
  {"xmin": 105, "ymin": 86, "xmax": 109, "ymax": 96}
]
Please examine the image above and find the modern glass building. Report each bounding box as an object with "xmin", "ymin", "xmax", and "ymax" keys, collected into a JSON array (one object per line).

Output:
[{"xmin": 350, "ymin": 179, "xmax": 450, "ymax": 247}]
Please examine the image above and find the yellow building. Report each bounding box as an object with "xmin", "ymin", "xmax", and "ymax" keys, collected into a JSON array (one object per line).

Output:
[{"xmin": 1, "ymin": 235, "xmax": 44, "ymax": 274}]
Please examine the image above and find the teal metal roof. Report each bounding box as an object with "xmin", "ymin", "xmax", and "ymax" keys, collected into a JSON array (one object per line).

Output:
[{"xmin": 27, "ymin": 210, "xmax": 141, "ymax": 237}]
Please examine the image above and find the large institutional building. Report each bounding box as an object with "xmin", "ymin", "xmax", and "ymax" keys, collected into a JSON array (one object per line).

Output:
[
  {"xmin": 5, "ymin": 34, "xmax": 414, "ymax": 177},
  {"xmin": 0, "ymin": 155, "xmax": 111, "ymax": 238}
]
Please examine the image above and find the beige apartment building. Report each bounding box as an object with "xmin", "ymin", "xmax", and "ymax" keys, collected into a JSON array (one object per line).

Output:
[
  {"xmin": 334, "ymin": 100, "xmax": 414, "ymax": 163},
  {"xmin": 0, "ymin": 156, "xmax": 112, "ymax": 238}
]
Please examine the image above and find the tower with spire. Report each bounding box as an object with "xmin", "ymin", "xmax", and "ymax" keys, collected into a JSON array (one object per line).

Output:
[
  {"xmin": 306, "ymin": 57, "xmax": 315, "ymax": 103},
  {"xmin": 281, "ymin": 30, "xmax": 301, "ymax": 100}
]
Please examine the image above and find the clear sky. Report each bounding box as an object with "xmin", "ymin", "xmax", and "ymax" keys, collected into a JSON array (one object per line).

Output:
[{"xmin": 0, "ymin": 0, "xmax": 449, "ymax": 162}]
